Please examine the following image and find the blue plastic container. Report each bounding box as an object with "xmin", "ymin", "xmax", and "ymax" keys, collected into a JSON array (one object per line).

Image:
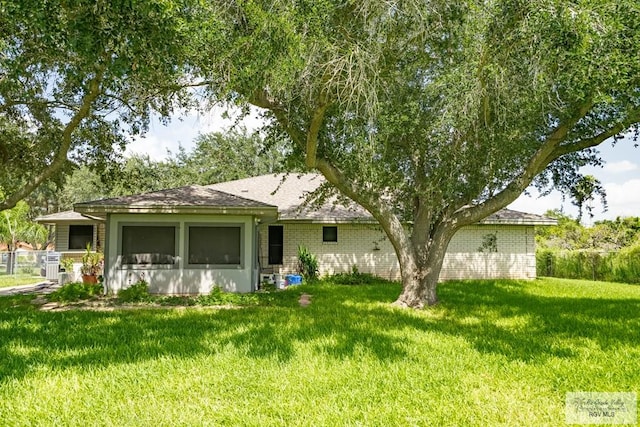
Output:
[{"xmin": 285, "ymin": 274, "xmax": 303, "ymax": 285}]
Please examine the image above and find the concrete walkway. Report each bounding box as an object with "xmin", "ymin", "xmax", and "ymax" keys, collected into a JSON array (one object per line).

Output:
[{"xmin": 0, "ymin": 281, "xmax": 61, "ymax": 296}]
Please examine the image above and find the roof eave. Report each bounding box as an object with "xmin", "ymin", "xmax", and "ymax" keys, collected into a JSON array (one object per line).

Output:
[
  {"xmin": 479, "ymin": 218, "xmax": 558, "ymax": 226},
  {"xmin": 74, "ymin": 204, "xmax": 279, "ymax": 219}
]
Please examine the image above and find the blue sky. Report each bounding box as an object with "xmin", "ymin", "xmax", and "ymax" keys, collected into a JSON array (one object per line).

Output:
[{"xmin": 128, "ymin": 110, "xmax": 640, "ymax": 223}]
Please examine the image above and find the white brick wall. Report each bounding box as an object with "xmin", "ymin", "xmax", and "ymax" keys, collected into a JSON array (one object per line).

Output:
[{"xmin": 259, "ymin": 223, "xmax": 537, "ymax": 281}]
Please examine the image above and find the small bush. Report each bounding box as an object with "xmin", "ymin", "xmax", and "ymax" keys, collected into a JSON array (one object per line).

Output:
[
  {"xmin": 297, "ymin": 245, "xmax": 319, "ymax": 282},
  {"xmin": 118, "ymin": 280, "xmax": 150, "ymax": 303},
  {"xmin": 324, "ymin": 270, "xmax": 394, "ymax": 286},
  {"xmin": 49, "ymin": 282, "xmax": 103, "ymax": 302}
]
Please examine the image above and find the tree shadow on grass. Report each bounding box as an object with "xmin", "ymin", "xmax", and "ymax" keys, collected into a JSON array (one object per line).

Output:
[
  {"xmin": 0, "ymin": 285, "xmax": 407, "ymax": 382},
  {"xmin": 417, "ymin": 280, "xmax": 640, "ymax": 362},
  {"xmin": 1, "ymin": 280, "xmax": 639, "ymax": 382}
]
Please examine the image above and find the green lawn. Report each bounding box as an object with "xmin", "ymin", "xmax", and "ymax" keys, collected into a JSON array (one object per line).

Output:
[
  {"xmin": 0, "ymin": 273, "xmax": 45, "ymax": 288},
  {"xmin": 0, "ymin": 278, "xmax": 638, "ymax": 426}
]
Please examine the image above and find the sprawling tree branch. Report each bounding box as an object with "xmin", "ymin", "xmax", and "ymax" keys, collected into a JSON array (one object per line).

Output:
[
  {"xmin": 551, "ymin": 108, "xmax": 640, "ymax": 159},
  {"xmin": 249, "ymin": 90, "xmax": 307, "ymax": 148},
  {"xmin": 453, "ymin": 99, "xmax": 597, "ymax": 226},
  {"xmin": 305, "ymin": 97, "xmax": 330, "ymax": 168},
  {"xmin": 0, "ymin": 68, "xmax": 105, "ymax": 211}
]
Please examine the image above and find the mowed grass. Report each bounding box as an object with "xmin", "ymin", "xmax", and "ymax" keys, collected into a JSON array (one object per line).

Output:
[
  {"xmin": 0, "ymin": 273, "xmax": 45, "ymax": 289},
  {"xmin": 0, "ymin": 277, "xmax": 639, "ymax": 426}
]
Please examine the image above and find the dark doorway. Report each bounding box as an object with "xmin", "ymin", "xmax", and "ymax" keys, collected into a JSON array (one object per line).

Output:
[{"xmin": 268, "ymin": 225, "xmax": 284, "ymax": 265}]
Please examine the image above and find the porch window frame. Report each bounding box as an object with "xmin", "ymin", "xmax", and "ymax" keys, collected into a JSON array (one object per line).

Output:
[
  {"xmin": 68, "ymin": 224, "xmax": 94, "ymax": 250},
  {"xmin": 118, "ymin": 222, "xmax": 180, "ymax": 269},
  {"xmin": 185, "ymin": 222, "xmax": 245, "ymax": 269}
]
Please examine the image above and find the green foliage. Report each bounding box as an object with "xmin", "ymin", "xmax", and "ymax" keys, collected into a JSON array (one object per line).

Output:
[
  {"xmin": 537, "ymin": 245, "xmax": 640, "ymax": 284},
  {"xmin": 537, "ymin": 211, "xmax": 640, "ymax": 283},
  {"xmin": 0, "ymin": 0, "xmax": 195, "ymax": 210},
  {"xmin": 170, "ymin": 129, "xmax": 291, "ymax": 185},
  {"xmin": 297, "ymin": 245, "xmax": 319, "ymax": 282},
  {"xmin": 323, "ymin": 269, "xmax": 394, "ymax": 286},
  {"xmin": 49, "ymin": 282, "xmax": 103, "ymax": 303},
  {"xmin": 80, "ymin": 244, "xmax": 103, "ymax": 276},
  {"xmin": 537, "ymin": 211, "xmax": 640, "ymax": 251},
  {"xmin": 477, "ymin": 233, "xmax": 498, "ymax": 253},
  {"xmin": 18, "ymin": 267, "xmax": 34, "ymax": 275},
  {"xmin": 195, "ymin": 286, "xmax": 260, "ymax": 306},
  {"xmin": 322, "ymin": 265, "xmax": 394, "ymax": 286},
  {"xmin": 259, "ymin": 280, "xmax": 277, "ymax": 292},
  {"xmin": 191, "ymin": 0, "xmax": 640, "ymax": 307},
  {"xmin": 0, "ymin": 201, "xmax": 48, "ymax": 251},
  {"xmin": 58, "ymin": 166, "xmax": 109, "ymax": 211},
  {"xmin": 60, "ymin": 258, "xmax": 75, "ymax": 272},
  {"xmin": 117, "ymin": 280, "xmax": 150, "ymax": 303}
]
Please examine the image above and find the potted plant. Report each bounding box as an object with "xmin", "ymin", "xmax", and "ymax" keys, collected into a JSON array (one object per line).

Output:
[{"xmin": 81, "ymin": 243, "xmax": 103, "ymax": 284}]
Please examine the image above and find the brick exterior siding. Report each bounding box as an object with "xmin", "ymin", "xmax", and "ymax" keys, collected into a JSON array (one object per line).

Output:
[{"xmin": 259, "ymin": 223, "xmax": 537, "ymax": 281}]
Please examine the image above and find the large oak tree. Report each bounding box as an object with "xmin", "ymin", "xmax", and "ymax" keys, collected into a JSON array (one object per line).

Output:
[{"xmin": 193, "ymin": 0, "xmax": 640, "ymax": 307}]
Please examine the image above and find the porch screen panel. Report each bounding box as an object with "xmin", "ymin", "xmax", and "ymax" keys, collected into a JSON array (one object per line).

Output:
[
  {"xmin": 121, "ymin": 226, "xmax": 176, "ymax": 264},
  {"xmin": 189, "ymin": 226, "xmax": 241, "ymax": 265}
]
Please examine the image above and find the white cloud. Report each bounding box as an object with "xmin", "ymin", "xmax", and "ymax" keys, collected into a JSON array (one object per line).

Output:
[
  {"xmin": 603, "ymin": 160, "xmax": 638, "ymax": 174},
  {"xmin": 602, "ymin": 179, "xmax": 640, "ymax": 219},
  {"xmin": 509, "ymin": 190, "xmax": 579, "ymax": 218}
]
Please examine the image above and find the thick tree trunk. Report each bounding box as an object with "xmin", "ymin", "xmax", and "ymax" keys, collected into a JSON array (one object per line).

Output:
[
  {"xmin": 393, "ymin": 261, "xmax": 442, "ymax": 308},
  {"xmin": 393, "ymin": 223, "xmax": 454, "ymax": 309}
]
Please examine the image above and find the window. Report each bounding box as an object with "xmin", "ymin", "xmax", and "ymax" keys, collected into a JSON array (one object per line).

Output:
[
  {"xmin": 121, "ymin": 225, "xmax": 177, "ymax": 265},
  {"xmin": 188, "ymin": 225, "xmax": 242, "ymax": 266},
  {"xmin": 268, "ymin": 225, "xmax": 283, "ymax": 265},
  {"xmin": 69, "ymin": 225, "xmax": 94, "ymax": 250},
  {"xmin": 323, "ymin": 226, "xmax": 338, "ymax": 243}
]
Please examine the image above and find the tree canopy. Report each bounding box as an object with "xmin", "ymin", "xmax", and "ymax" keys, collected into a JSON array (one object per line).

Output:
[
  {"xmin": 0, "ymin": 0, "xmax": 194, "ymax": 211},
  {"xmin": 37, "ymin": 129, "xmax": 287, "ymax": 210},
  {"xmin": 191, "ymin": 0, "xmax": 640, "ymax": 307},
  {"xmin": 2, "ymin": 1, "xmax": 639, "ymax": 308}
]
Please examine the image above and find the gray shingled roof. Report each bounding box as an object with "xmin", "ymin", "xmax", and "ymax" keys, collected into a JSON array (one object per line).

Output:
[
  {"xmin": 208, "ymin": 173, "xmax": 556, "ymax": 225},
  {"xmin": 482, "ymin": 208, "xmax": 556, "ymax": 225},
  {"xmin": 35, "ymin": 210, "xmax": 97, "ymax": 223},
  {"xmin": 208, "ymin": 173, "xmax": 372, "ymax": 222},
  {"xmin": 73, "ymin": 185, "xmax": 278, "ymax": 218},
  {"xmin": 43, "ymin": 174, "xmax": 553, "ymax": 225}
]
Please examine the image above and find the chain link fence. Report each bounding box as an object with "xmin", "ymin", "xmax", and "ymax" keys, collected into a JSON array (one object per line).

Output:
[{"xmin": 0, "ymin": 250, "xmax": 54, "ymax": 277}]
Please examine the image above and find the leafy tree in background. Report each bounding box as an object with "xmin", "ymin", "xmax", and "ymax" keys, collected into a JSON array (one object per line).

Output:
[
  {"xmin": 537, "ymin": 210, "xmax": 640, "ymax": 252},
  {"xmin": 0, "ymin": 0, "xmax": 194, "ymax": 211},
  {"xmin": 0, "ymin": 201, "xmax": 49, "ymax": 273},
  {"xmin": 172, "ymin": 128, "xmax": 290, "ymax": 185},
  {"xmin": 55, "ymin": 128, "xmax": 288, "ymax": 204},
  {"xmin": 193, "ymin": 0, "xmax": 640, "ymax": 307}
]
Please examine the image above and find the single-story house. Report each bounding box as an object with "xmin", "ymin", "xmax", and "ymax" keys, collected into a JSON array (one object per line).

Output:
[{"xmin": 37, "ymin": 173, "xmax": 555, "ymax": 294}]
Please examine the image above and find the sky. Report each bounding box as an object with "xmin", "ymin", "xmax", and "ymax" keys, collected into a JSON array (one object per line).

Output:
[{"xmin": 127, "ymin": 109, "xmax": 640, "ymax": 224}]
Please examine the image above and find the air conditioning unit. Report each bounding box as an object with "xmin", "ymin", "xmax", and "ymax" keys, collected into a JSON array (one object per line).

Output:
[{"xmin": 45, "ymin": 252, "xmax": 61, "ymax": 281}]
